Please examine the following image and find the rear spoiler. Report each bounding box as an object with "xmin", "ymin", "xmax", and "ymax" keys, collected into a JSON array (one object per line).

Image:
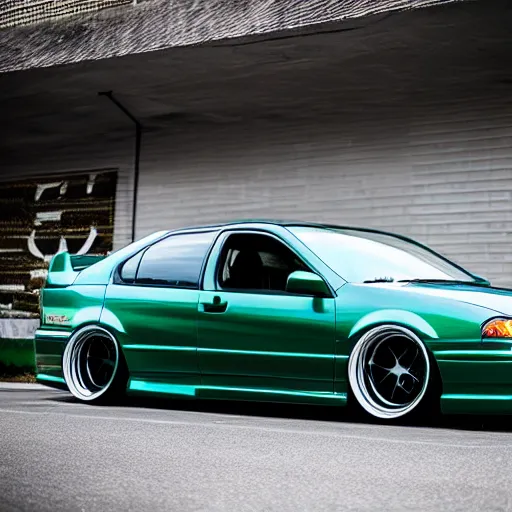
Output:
[{"xmin": 46, "ymin": 252, "xmax": 106, "ymax": 287}]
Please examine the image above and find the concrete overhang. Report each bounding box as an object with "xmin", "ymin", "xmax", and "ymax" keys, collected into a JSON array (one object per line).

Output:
[
  {"xmin": 0, "ymin": 0, "xmax": 509, "ymax": 173},
  {"xmin": 1, "ymin": 0, "xmax": 471, "ymax": 73}
]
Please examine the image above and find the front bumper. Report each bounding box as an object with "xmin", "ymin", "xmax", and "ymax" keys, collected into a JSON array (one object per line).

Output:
[{"xmin": 436, "ymin": 347, "xmax": 512, "ymax": 415}]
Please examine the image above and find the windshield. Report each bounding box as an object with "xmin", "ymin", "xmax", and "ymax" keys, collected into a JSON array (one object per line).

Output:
[{"xmin": 289, "ymin": 227, "xmax": 477, "ymax": 284}]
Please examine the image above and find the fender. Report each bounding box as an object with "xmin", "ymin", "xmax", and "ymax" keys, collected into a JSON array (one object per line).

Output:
[
  {"xmin": 98, "ymin": 308, "xmax": 126, "ymax": 335},
  {"xmin": 348, "ymin": 309, "xmax": 439, "ymax": 341},
  {"xmin": 71, "ymin": 306, "xmax": 104, "ymax": 327}
]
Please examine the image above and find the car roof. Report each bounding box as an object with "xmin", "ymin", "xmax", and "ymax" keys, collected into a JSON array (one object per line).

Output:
[
  {"xmin": 167, "ymin": 219, "xmax": 408, "ymax": 240},
  {"xmin": 165, "ymin": 220, "xmax": 439, "ymax": 254},
  {"xmin": 166, "ymin": 219, "xmax": 454, "ymax": 262}
]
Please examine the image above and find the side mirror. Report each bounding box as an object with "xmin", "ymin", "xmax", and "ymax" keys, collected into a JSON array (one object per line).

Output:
[{"xmin": 286, "ymin": 271, "xmax": 331, "ymax": 297}]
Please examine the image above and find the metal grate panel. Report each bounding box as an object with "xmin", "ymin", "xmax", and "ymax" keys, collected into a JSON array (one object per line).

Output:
[
  {"xmin": 0, "ymin": 170, "xmax": 117, "ymax": 318},
  {"xmin": 0, "ymin": 0, "xmax": 132, "ymax": 29},
  {"xmin": 1, "ymin": 0, "xmax": 468, "ymax": 71}
]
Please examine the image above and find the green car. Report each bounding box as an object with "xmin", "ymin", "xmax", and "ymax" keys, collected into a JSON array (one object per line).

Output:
[{"xmin": 35, "ymin": 221, "xmax": 512, "ymax": 420}]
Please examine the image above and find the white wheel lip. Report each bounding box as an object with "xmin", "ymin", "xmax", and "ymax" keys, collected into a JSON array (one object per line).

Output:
[
  {"xmin": 62, "ymin": 325, "xmax": 119, "ymax": 402},
  {"xmin": 348, "ymin": 325, "xmax": 430, "ymax": 420}
]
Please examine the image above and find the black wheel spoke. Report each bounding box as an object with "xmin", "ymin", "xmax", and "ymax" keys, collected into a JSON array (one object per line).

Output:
[{"xmin": 348, "ymin": 326, "xmax": 430, "ymax": 420}]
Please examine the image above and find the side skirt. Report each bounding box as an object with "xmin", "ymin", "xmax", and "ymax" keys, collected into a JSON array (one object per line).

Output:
[
  {"xmin": 36, "ymin": 373, "xmax": 68, "ymax": 390},
  {"xmin": 127, "ymin": 378, "xmax": 347, "ymax": 406},
  {"xmin": 441, "ymin": 394, "xmax": 512, "ymax": 415}
]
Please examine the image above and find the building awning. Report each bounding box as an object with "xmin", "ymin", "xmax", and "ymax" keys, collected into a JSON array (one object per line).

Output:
[{"xmin": 0, "ymin": 0, "xmax": 470, "ymax": 73}]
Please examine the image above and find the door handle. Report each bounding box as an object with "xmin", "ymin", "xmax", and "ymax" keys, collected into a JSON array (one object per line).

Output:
[{"xmin": 200, "ymin": 295, "xmax": 228, "ymax": 313}]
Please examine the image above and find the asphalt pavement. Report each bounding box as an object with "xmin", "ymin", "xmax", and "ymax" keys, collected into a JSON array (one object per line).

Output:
[{"xmin": 1, "ymin": 383, "xmax": 512, "ymax": 512}]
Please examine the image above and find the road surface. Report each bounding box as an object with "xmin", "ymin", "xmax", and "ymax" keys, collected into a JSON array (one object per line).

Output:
[{"xmin": 1, "ymin": 383, "xmax": 512, "ymax": 511}]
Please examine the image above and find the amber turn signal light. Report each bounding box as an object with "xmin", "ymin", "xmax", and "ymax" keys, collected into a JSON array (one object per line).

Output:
[{"xmin": 482, "ymin": 318, "xmax": 512, "ymax": 338}]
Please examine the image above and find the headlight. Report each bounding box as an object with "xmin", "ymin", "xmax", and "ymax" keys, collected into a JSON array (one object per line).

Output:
[{"xmin": 482, "ymin": 318, "xmax": 512, "ymax": 338}]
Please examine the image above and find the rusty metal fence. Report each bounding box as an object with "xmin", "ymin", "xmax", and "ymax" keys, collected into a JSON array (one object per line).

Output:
[
  {"xmin": 0, "ymin": 171, "xmax": 117, "ymax": 317},
  {"xmin": 0, "ymin": 0, "xmax": 133, "ymax": 29}
]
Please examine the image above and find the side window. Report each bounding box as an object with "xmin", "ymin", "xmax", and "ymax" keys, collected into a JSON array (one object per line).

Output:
[
  {"xmin": 218, "ymin": 233, "xmax": 309, "ymax": 292},
  {"xmin": 119, "ymin": 251, "xmax": 144, "ymax": 283},
  {"xmin": 123, "ymin": 231, "xmax": 215, "ymax": 288}
]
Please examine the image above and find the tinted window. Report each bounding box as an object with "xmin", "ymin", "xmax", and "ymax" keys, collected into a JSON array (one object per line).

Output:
[
  {"xmin": 136, "ymin": 231, "xmax": 216, "ymax": 288},
  {"xmin": 120, "ymin": 251, "xmax": 144, "ymax": 283},
  {"xmin": 218, "ymin": 233, "xmax": 309, "ymax": 292}
]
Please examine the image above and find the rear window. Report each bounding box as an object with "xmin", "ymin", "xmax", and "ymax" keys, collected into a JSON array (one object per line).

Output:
[{"xmin": 121, "ymin": 231, "xmax": 216, "ymax": 288}]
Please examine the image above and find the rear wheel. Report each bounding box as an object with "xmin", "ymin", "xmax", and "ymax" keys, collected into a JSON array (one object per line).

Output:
[
  {"xmin": 348, "ymin": 325, "xmax": 432, "ymax": 420},
  {"xmin": 62, "ymin": 325, "xmax": 127, "ymax": 403}
]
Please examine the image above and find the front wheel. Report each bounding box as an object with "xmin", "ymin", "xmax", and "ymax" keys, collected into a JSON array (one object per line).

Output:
[
  {"xmin": 348, "ymin": 325, "xmax": 433, "ymax": 420},
  {"xmin": 62, "ymin": 325, "xmax": 127, "ymax": 403}
]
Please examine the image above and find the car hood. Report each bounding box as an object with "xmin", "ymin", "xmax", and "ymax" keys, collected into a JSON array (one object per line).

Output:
[{"xmin": 401, "ymin": 283, "xmax": 512, "ymax": 316}]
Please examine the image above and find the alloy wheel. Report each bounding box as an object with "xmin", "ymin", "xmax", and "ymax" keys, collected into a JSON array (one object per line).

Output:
[
  {"xmin": 63, "ymin": 326, "xmax": 120, "ymax": 401},
  {"xmin": 348, "ymin": 325, "xmax": 430, "ymax": 419}
]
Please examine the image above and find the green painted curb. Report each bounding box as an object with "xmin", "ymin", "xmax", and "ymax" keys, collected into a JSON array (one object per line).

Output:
[{"xmin": 0, "ymin": 338, "xmax": 36, "ymax": 370}]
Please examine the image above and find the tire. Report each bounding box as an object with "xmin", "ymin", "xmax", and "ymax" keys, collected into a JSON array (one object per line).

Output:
[
  {"xmin": 348, "ymin": 325, "xmax": 437, "ymax": 421},
  {"xmin": 62, "ymin": 325, "xmax": 128, "ymax": 404}
]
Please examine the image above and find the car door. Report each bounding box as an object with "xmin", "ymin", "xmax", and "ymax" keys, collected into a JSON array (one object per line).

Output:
[
  {"xmin": 197, "ymin": 229, "xmax": 337, "ymax": 401},
  {"xmin": 102, "ymin": 230, "xmax": 217, "ymax": 388}
]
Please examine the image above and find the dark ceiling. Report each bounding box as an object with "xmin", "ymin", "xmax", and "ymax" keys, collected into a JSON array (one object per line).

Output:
[{"xmin": 0, "ymin": 0, "xmax": 510, "ymax": 170}]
